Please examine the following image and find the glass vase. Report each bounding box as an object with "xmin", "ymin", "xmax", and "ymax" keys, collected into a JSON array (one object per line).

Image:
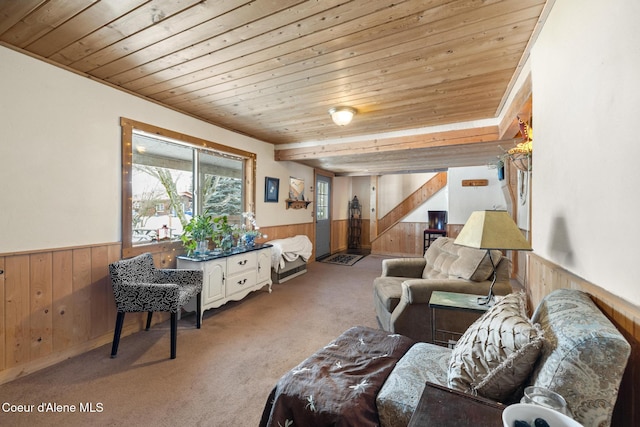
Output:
[{"xmin": 196, "ymin": 239, "xmax": 209, "ymax": 255}]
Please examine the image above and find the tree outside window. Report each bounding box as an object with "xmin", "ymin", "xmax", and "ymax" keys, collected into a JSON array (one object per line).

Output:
[{"xmin": 121, "ymin": 118, "xmax": 255, "ymax": 257}]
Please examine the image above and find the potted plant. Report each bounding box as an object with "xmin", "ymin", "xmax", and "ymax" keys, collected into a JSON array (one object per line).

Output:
[
  {"xmin": 180, "ymin": 214, "xmax": 214, "ymax": 256},
  {"xmin": 240, "ymin": 211, "xmax": 266, "ymax": 246},
  {"xmin": 212, "ymin": 215, "xmax": 235, "ymax": 252}
]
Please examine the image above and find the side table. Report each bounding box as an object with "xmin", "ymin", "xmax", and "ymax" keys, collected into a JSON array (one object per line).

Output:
[
  {"xmin": 408, "ymin": 381, "xmax": 505, "ymax": 427},
  {"xmin": 429, "ymin": 290, "xmax": 491, "ymax": 347},
  {"xmin": 423, "ymin": 228, "xmax": 447, "ymax": 254}
]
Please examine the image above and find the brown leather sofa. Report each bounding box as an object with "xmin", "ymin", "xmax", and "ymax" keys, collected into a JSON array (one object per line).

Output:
[{"xmin": 373, "ymin": 237, "xmax": 511, "ymax": 342}]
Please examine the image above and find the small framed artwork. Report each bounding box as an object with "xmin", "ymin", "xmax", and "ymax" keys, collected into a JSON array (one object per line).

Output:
[
  {"xmin": 265, "ymin": 177, "xmax": 279, "ymax": 202},
  {"xmin": 289, "ymin": 176, "xmax": 305, "ymax": 200}
]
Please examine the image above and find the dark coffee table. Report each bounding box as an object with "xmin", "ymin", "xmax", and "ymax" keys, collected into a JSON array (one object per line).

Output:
[{"xmin": 408, "ymin": 381, "xmax": 505, "ymax": 426}]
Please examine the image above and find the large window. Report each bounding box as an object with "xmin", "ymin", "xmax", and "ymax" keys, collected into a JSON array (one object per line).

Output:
[{"xmin": 121, "ymin": 118, "xmax": 255, "ymax": 256}]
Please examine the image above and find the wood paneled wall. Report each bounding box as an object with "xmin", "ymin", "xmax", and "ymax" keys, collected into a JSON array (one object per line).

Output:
[
  {"xmin": 0, "ymin": 243, "xmax": 133, "ymax": 384},
  {"xmin": 528, "ymin": 253, "xmax": 639, "ymax": 427},
  {"xmin": 2, "ymin": 231, "xmax": 636, "ymax": 425},
  {"xmin": 0, "ymin": 222, "xmax": 316, "ymax": 384},
  {"xmin": 332, "ymin": 219, "xmax": 371, "ymax": 254},
  {"xmin": 332, "ymin": 219, "xmax": 349, "ymax": 253},
  {"xmin": 371, "ymin": 222, "xmax": 427, "ymax": 256},
  {"xmin": 258, "ymin": 222, "xmax": 316, "ymax": 261},
  {"xmin": 371, "ymin": 222, "xmax": 462, "ymax": 257}
]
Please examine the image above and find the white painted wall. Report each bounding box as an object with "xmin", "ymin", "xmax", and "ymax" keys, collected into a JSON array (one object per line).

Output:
[
  {"xmin": 331, "ymin": 176, "xmax": 370, "ymax": 221},
  {"xmin": 332, "ymin": 176, "xmax": 351, "ymax": 220},
  {"xmin": 352, "ymin": 177, "xmax": 371, "ymax": 220},
  {"xmin": 447, "ymin": 166, "xmax": 506, "ymax": 224},
  {"xmin": 365, "ymin": 167, "xmax": 504, "ymax": 225},
  {"xmin": 531, "ymin": 0, "xmax": 640, "ymax": 305},
  {"xmin": 0, "ymin": 47, "xmax": 312, "ymax": 253},
  {"xmin": 404, "ymin": 188, "xmax": 448, "ymax": 223},
  {"xmin": 378, "ymin": 173, "xmax": 437, "ymax": 216}
]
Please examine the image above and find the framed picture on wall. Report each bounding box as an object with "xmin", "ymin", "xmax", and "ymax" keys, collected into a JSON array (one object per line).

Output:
[
  {"xmin": 289, "ymin": 177, "xmax": 305, "ymax": 200},
  {"xmin": 265, "ymin": 177, "xmax": 279, "ymax": 202}
]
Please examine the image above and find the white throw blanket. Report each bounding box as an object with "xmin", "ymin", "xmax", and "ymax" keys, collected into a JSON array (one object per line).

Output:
[{"xmin": 267, "ymin": 235, "xmax": 313, "ymax": 270}]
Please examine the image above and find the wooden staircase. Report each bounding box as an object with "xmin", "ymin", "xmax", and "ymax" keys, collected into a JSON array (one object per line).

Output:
[{"xmin": 374, "ymin": 172, "xmax": 447, "ymax": 239}]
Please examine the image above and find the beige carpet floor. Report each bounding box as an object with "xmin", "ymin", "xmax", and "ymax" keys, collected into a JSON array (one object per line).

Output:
[{"xmin": 0, "ymin": 254, "xmax": 389, "ymax": 426}]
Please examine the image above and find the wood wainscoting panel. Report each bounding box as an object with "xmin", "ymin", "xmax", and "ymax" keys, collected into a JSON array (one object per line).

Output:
[
  {"xmin": 361, "ymin": 219, "xmax": 371, "ymax": 250},
  {"xmin": 52, "ymin": 250, "xmax": 74, "ymax": 352},
  {"xmin": 528, "ymin": 253, "xmax": 639, "ymax": 427},
  {"xmin": 5, "ymin": 254, "xmax": 30, "ymax": 370},
  {"xmin": 0, "ymin": 243, "xmax": 123, "ymax": 384},
  {"xmin": 1, "ymin": 230, "xmax": 330, "ymax": 384},
  {"xmin": 29, "ymin": 252, "xmax": 53, "ymax": 361},
  {"xmin": 72, "ymin": 248, "xmax": 92, "ymax": 347},
  {"xmin": 258, "ymin": 222, "xmax": 315, "ymax": 261},
  {"xmin": 371, "ymin": 222, "xmax": 427, "ymax": 256},
  {"xmin": 332, "ymin": 219, "xmax": 348, "ymax": 254}
]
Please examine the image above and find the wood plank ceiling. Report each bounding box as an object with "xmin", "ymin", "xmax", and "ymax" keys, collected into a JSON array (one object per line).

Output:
[{"xmin": 0, "ymin": 0, "xmax": 548, "ymax": 175}]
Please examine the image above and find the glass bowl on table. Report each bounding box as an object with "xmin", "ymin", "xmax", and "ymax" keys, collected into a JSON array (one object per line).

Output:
[
  {"xmin": 502, "ymin": 403, "xmax": 582, "ymax": 427},
  {"xmin": 521, "ymin": 386, "xmax": 568, "ymax": 415}
]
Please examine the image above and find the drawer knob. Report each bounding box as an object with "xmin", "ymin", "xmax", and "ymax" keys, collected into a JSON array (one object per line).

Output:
[
  {"xmin": 238, "ymin": 260, "xmax": 248, "ymax": 266},
  {"xmin": 237, "ymin": 278, "xmax": 247, "ymax": 285}
]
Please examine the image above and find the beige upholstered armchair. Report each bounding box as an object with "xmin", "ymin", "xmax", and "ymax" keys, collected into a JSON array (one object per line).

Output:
[{"xmin": 373, "ymin": 237, "xmax": 512, "ymax": 342}]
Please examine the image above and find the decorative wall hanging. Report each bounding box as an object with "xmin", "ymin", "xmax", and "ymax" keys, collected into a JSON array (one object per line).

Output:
[
  {"xmin": 286, "ymin": 177, "xmax": 311, "ymax": 209},
  {"xmin": 507, "ymin": 116, "xmax": 533, "ymax": 171},
  {"xmin": 288, "ymin": 177, "xmax": 305, "ymax": 200},
  {"xmin": 462, "ymin": 179, "xmax": 489, "ymax": 187},
  {"xmin": 265, "ymin": 177, "xmax": 279, "ymax": 202}
]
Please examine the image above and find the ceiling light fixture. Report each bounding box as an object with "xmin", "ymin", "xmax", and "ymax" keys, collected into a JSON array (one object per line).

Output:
[{"xmin": 328, "ymin": 106, "xmax": 357, "ymax": 126}]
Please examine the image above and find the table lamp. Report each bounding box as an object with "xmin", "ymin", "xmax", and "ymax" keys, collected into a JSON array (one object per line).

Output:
[{"xmin": 454, "ymin": 210, "xmax": 532, "ymax": 304}]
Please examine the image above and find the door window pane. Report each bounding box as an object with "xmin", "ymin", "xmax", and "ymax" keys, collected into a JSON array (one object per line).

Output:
[{"xmin": 317, "ymin": 180, "xmax": 329, "ymax": 220}]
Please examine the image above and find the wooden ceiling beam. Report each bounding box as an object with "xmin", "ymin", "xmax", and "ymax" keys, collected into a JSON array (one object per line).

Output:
[
  {"xmin": 498, "ymin": 73, "xmax": 533, "ymax": 140},
  {"xmin": 275, "ymin": 126, "xmax": 501, "ymax": 161}
]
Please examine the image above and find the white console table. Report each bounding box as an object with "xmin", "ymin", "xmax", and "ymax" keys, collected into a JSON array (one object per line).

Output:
[{"xmin": 177, "ymin": 244, "xmax": 272, "ymax": 324}]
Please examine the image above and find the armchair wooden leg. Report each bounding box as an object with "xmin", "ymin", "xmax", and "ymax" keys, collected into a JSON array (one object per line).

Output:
[
  {"xmin": 196, "ymin": 292, "xmax": 202, "ymax": 329},
  {"xmin": 111, "ymin": 312, "xmax": 125, "ymax": 358},
  {"xmin": 170, "ymin": 312, "xmax": 177, "ymax": 359},
  {"xmin": 146, "ymin": 311, "xmax": 153, "ymax": 330}
]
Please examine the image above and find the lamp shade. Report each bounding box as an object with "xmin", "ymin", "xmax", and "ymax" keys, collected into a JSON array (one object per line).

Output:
[
  {"xmin": 329, "ymin": 106, "xmax": 356, "ymax": 126},
  {"xmin": 454, "ymin": 210, "xmax": 532, "ymax": 251}
]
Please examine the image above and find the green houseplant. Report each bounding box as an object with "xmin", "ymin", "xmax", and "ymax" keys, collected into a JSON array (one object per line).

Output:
[
  {"xmin": 181, "ymin": 214, "xmax": 214, "ymax": 255},
  {"xmin": 212, "ymin": 215, "xmax": 235, "ymax": 251}
]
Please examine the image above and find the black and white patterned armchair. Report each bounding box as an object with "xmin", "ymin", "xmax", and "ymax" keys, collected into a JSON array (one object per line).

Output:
[{"xmin": 108, "ymin": 252, "xmax": 203, "ymax": 359}]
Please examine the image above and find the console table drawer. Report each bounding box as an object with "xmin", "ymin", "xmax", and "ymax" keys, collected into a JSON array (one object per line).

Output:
[
  {"xmin": 226, "ymin": 271, "xmax": 257, "ymax": 296},
  {"xmin": 177, "ymin": 244, "xmax": 272, "ymax": 324},
  {"xmin": 227, "ymin": 252, "xmax": 257, "ymax": 276}
]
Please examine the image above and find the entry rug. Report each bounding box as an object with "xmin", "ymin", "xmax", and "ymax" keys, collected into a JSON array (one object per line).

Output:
[{"xmin": 321, "ymin": 254, "xmax": 364, "ymax": 266}]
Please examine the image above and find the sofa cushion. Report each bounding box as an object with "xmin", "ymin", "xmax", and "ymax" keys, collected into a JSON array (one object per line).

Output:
[
  {"xmin": 528, "ymin": 289, "xmax": 631, "ymax": 427},
  {"xmin": 447, "ymin": 292, "xmax": 544, "ymax": 402},
  {"xmin": 424, "ymin": 236, "xmax": 449, "ymax": 263},
  {"xmin": 377, "ymin": 343, "xmax": 451, "ymax": 427},
  {"xmin": 450, "ymin": 247, "xmax": 502, "ymax": 281},
  {"xmin": 422, "ymin": 237, "xmax": 502, "ymax": 282}
]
